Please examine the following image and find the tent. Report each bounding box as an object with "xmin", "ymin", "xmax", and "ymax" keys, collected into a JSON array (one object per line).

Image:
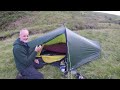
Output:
[{"xmin": 28, "ymin": 26, "xmax": 101, "ymax": 71}]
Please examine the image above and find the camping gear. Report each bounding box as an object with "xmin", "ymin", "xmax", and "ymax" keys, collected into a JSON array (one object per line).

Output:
[
  {"xmin": 75, "ymin": 73, "xmax": 84, "ymax": 79},
  {"xmin": 41, "ymin": 55, "xmax": 65, "ymax": 63},
  {"xmin": 28, "ymin": 26, "xmax": 101, "ymax": 72}
]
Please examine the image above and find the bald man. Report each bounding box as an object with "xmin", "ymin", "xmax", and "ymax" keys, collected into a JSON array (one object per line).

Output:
[{"xmin": 13, "ymin": 28, "xmax": 44, "ymax": 79}]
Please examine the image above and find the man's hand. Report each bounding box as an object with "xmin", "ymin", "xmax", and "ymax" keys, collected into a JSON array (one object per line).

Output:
[
  {"xmin": 34, "ymin": 59, "xmax": 39, "ymax": 64},
  {"xmin": 35, "ymin": 45, "xmax": 42, "ymax": 52}
]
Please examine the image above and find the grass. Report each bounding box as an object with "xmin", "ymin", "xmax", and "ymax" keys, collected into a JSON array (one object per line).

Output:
[
  {"xmin": 76, "ymin": 29, "xmax": 120, "ymax": 79},
  {"xmin": 1, "ymin": 11, "xmax": 120, "ymax": 39},
  {"xmin": 1, "ymin": 11, "xmax": 120, "ymax": 79},
  {"xmin": 0, "ymin": 28, "xmax": 120, "ymax": 79}
]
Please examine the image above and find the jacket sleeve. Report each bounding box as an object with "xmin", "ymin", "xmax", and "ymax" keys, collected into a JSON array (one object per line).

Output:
[{"xmin": 13, "ymin": 46, "xmax": 37, "ymax": 67}]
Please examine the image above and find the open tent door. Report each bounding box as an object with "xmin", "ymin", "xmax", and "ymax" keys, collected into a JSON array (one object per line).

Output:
[{"xmin": 36, "ymin": 34, "xmax": 67, "ymax": 63}]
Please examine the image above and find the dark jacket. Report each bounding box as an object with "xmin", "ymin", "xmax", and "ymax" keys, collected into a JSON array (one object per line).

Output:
[{"xmin": 13, "ymin": 38, "xmax": 37, "ymax": 72}]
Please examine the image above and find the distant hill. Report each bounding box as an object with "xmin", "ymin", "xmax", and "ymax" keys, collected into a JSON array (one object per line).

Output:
[
  {"xmin": 0, "ymin": 11, "xmax": 120, "ymax": 40},
  {"xmin": 1, "ymin": 11, "xmax": 120, "ymax": 79}
]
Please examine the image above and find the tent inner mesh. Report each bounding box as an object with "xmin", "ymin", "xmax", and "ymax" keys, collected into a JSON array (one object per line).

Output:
[{"xmin": 43, "ymin": 43, "xmax": 67, "ymax": 54}]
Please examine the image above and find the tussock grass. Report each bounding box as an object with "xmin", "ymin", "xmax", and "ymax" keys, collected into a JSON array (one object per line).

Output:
[
  {"xmin": 76, "ymin": 29, "xmax": 120, "ymax": 79},
  {"xmin": 1, "ymin": 28, "xmax": 120, "ymax": 79},
  {"xmin": 1, "ymin": 11, "xmax": 120, "ymax": 79}
]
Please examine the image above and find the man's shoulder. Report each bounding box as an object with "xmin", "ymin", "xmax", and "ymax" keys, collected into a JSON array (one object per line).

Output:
[
  {"xmin": 13, "ymin": 38, "xmax": 20, "ymax": 45},
  {"xmin": 13, "ymin": 45, "xmax": 22, "ymax": 52},
  {"xmin": 13, "ymin": 42, "xmax": 24, "ymax": 50}
]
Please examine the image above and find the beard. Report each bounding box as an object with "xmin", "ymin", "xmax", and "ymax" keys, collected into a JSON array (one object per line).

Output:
[
  {"xmin": 23, "ymin": 40, "xmax": 28, "ymax": 43},
  {"xmin": 20, "ymin": 38, "xmax": 28, "ymax": 43}
]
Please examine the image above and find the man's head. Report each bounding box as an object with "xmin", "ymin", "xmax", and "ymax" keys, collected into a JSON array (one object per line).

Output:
[{"xmin": 19, "ymin": 28, "xmax": 29, "ymax": 43}]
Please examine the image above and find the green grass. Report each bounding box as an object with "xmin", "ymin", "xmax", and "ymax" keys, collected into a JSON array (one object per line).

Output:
[
  {"xmin": 76, "ymin": 29, "xmax": 120, "ymax": 79},
  {"xmin": 1, "ymin": 11, "xmax": 120, "ymax": 79},
  {"xmin": 1, "ymin": 11, "xmax": 120, "ymax": 39},
  {"xmin": 0, "ymin": 38, "xmax": 17, "ymax": 79},
  {"xmin": 0, "ymin": 28, "xmax": 120, "ymax": 79}
]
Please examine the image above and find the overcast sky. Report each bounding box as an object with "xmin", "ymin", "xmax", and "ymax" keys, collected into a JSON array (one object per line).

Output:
[{"xmin": 94, "ymin": 11, "xmax": 120, "ymax": 16}]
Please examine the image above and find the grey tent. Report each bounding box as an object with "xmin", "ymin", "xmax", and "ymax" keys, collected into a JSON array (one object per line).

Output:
[{"xmin": 28, "ymin": 26, "xmax": 101, "ymax": 71}]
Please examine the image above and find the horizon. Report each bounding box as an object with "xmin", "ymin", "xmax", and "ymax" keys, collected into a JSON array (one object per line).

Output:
[{"xmin": 94, "ymin": 11, "xmax": 120, "ymax": 16}]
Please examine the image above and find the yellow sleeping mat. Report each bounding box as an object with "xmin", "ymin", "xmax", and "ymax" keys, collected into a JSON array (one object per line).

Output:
[
  {"xmin": 36, "ymin": 44, "xmax": 65, "ymax": 63},
  {"xmin": 41, "ymin": 55, "xmax": 65, "ymax": 63}
]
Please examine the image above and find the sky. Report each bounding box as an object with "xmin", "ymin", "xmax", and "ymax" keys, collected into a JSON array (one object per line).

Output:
[{"xmin": 94, "ymin": 11, "xmax": 120, "ymax": 16}]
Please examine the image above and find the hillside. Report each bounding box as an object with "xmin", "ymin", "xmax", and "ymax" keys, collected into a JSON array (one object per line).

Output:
[
  {"xmin": 1, "ymin": 11, "xmax": 120, "ymax": 40},
  {"xmin": 0, "ymin": 11, "xmax": 120, "ymax": 79}
]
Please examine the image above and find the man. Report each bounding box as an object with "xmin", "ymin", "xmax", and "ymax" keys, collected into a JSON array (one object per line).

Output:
[{"xmin": 13, "ymin": 28, "xmax": 44, "ymax": 79}]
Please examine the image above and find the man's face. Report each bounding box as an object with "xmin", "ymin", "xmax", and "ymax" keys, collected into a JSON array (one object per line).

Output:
[{"xmin": 19, "ymin": 30, "xmax": 29, "ymax": 43}]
